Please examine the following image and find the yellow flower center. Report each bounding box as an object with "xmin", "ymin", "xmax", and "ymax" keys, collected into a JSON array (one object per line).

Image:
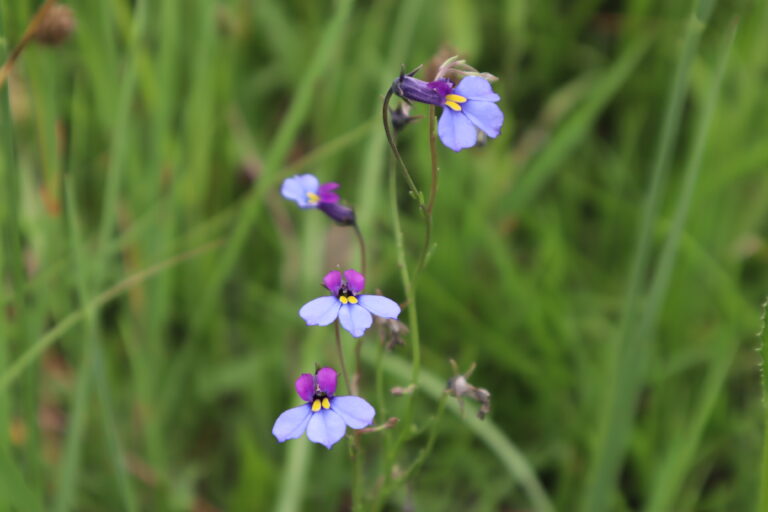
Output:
[
  {"xmin": 306, "ymin": 191, "xmax": 320, "ymax": 204},
  {"xmin": 339, "ymin": 295, "xmax": 358, "ymax": 304},
  {"xmin": 311, "ymin": 398, "xmax": 331, "ymax": 411},
  {"xmin": 444, "ymin": 94, "xmax": 467, "ymax": 112}
]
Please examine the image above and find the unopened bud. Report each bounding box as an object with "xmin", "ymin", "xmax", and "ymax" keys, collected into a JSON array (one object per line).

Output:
[
  {"xmin": 318, "ymin": 202, "xmax": 356, "ymax": 226},
  {"xmin": 34, "ymin": 4, "xmax": 76, "ymax": 46}
]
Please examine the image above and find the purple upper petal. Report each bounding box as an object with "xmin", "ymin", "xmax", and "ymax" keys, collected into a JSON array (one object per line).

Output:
[
  {"xmin": 343, "ymin": 269, "xmax": 365, "ymax": 294},
  {"xmin": 306, "ymin": 409, "xmax": 347, "ymax": 449},
  {"xmin": 338, "ymin": 304, "xmax": 373, "ymax": 338},
  {"xmin": 316, "ymin": 367, "xmax": 337, "ymax": 396},
  {"xmin": 281, "ymin": 174, "xmax": 320, "ymax": 208},
  {"xmin": 272, "ymin": 404, "xmax": 312, "ymax": 442},
  {"xmin": 453, "ymin": 76, "xmax": 501, "ymax": 102},
  {"xmin": 358, "ymin": 295, "xmax": 401, "ymax": 319},
  {"xmin": 427, "ymin": 79, "xmax": 454, "ymax": 98},
  {"xmin": 461, "ymin": 100, "xmax": 504, "ymax": 139},
  {"xmin": 295, "ymin": 373, "xmax": 315, "ymax": 402},
  {"xmin": 330, "ymin": 396, "xmax": 375, "ymax": 429},
  {"xmin": 317, "ymin": 183, "xmax": 340, "ymax": 204},
  {"xmin": 438, "ymin": 109, "xmax": 478, "ymax": 152},
  {"xmin": 322, "ymin": 271, "xmax": 342, "ymax": 294},
  {"xmin": 299, "ymin": 296, "xmax": 341, "ymax": 326}
]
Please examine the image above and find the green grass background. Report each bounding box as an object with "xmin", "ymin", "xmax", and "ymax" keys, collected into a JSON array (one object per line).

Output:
[{"xmin": 1, "ymin": 0, "xmax": 767, "ymax": 510}]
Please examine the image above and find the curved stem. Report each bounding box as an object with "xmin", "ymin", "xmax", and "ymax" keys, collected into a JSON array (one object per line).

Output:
[
  {"xmin": 382, "ymin": 89, "xmax": 425, "ymax": 213},
  {"xmin": 334, "ymin": 321, "xmax": 352, "ymax": 393}
]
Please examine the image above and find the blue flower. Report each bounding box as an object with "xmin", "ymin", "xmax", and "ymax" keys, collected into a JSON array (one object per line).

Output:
[
  {"xmin": 299, "ymin": 269, "xmax": 401, "ymax": 338},
  {"xmin": 272, "ymin": 367, "xmax": 375, "ymax": 449},
  {"xmin": 281, "ymin": 174, "xmax": 340, "ymax": 209},
  {"xmin": 391, "ymin": 75, "xmax": 503, "ymax": 152},
  {"xmin": 281, "ymin": 174, "xmax": 356, "ymax": 225}
]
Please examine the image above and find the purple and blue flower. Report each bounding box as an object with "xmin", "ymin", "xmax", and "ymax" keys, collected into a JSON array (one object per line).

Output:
[
  {"xmin": 281, "ymin": 174, "xmax": 340, "ymax": 208},
  {"xmin": 272, "ymin": 367, "xmax": 375, "ymax": 449},
  {"xmin": 392, "ymin": 74, "xmax": 503, "ymax": 152},
  {"xmin": 281, "ymin": 174, "xmax": 356, "ymax": 225},
  {"xmin": 299, "ymin": 269, "xmax": 401, "ymax": 338}
]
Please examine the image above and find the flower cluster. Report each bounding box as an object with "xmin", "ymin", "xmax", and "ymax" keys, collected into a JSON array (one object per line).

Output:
[{"xmin": 273, "ymin": 56, "xmax": 498, "ymax": 454}]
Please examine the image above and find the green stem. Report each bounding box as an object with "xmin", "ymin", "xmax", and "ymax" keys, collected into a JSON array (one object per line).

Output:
[
  {"xmin": 416, "ymin": 105, "xmax": 439, "ymax": 276},
  {"xmin": 381, "ymin": 89, "xmax": 426, "ymax": 211},
  {"xmin": 371, "ymin": 154, "xmax": 423, "ymax": 512},
  {"xmin": 353, "ymin": 224, "xmax": 367, "ymax": 278},
  {"xmin": 334, "ymin": 321, "xmax": 352, "ymax": 394},
  {"xmin": 425, "ymin": 106, "xmax": 439, "ymax": 216},
  {"xmin": 352, "ymin": 434, "xmax": 365, "ymax": 512},
  {"xmin": 759, "ymin": 297, "xmax": 768, "ymax": 511}
]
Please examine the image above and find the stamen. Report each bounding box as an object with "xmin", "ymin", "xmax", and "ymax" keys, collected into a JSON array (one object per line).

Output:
[
  {"xmin": 339, "ymin": 296, "xmax": 349, "ymax": 304},
  {"xmin": 311, "ymin": 399, "xmax": 321, "ymax": 412},
  {"xmin": 348, "ymin": 296, "xmax": 358, "ymax": 304},
  {"xmin": 445, "ymin": 94, "xmax": 467, "ymax": 103},
  {"xmin": 445, "ymin": 101, "xmax": 462, "ymax": 111},
  {"xmin": 321, "ymin": 397, "xmax": 331, "ymax": 409},
  {"xmin": 306, "ymin": 192, "xmax": 320, "ymax": 204}
]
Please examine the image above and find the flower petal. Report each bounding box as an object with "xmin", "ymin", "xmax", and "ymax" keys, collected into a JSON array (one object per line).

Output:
[
  {"xmin": 317, "ymin": 183, "xmax": 340, "ymax": 204},
  {"xmin": 281, "ymin": 174, "xmax": 320, "ymax": 208},
  {"xmin": 306, "ymin": 409, "xmax": 347, "ymax": 449},
  {"xmin": 295, "ymin": 373, "xmax": 315, "ymax": 402},
  {"xmin": 272, "ymin": 404, "xmax": 312, "ymax": 442},
  {"xmin": 343, "ymin": 269, "xmax": 365, "ymax": 294},
  {"xmin": 322, "ymin": 271, "xmax": 342, "ymax": 294},
  {"xmin": 462, "ymin": 100, "xmax": 504, "ymax": 139},
  {"xmin": 299, "ymin": 296, "xmax": 341, "ymax": 326},
  {"xmin": 358, "ymin": 295, "xmax": 400, "ymax": 319},
  {"xmin": 338, "ymin": 304, "xmax": 373, "ymax": 338},
  {"xmin": 427, "ymin": 79, "xmax": 454, "ymax": 97},
  {"xmin": 316, "ymin": 367, "xmax": 337, "ymax": 396},
  {"xmin": 438, "ymin": 109, "xmax": 478, "ymax": 152},
  {"xmin": 454, "ymin": 76, "xmax": 500, "ymax": 102},
  {"xmin": 330, "ymin": 396, "xmax": 375, "ymax": 429}
]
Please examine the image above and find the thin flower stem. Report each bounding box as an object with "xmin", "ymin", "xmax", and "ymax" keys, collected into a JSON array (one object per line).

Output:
[
  {"xmin": 415, "ymin": 105, "xmax": 440, "ymax": 277},
  {"xmin": 334, "ymin": 321, "xmax": 352, "ymax": 394},
  {"xmin": 374, "ymin": 340, "xmax": 389, "ymax": 430},
  {"xmin": 352, "ymin": 433, "xmax": 364, "ymax": 512},
  {"xmin": 387, "ymin": 161, "xmax": 421, "ymax": 386},
  {"xmin": 376, "ymin": 392, "xmax": 448, "ymax": 501},
  {"xmin": 382, "ymin": 89, "xmax": 426, "ymax": 213},
  {"xmin": 426, "ymin": 105, "xmax": 440, "ymax": 216},
  {"xmin": 370, "ymin": 156, "xmax": 423, "ymax": 512},
  {"xmin": 353, "ymin": 338, "xmax": 363, "ymax": 396},
  {"xmin": 353, "ymin": 223, "xmax": 367, "ymax": 277}
]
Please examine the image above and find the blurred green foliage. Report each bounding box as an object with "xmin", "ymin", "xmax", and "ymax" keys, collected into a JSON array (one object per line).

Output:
[{"xmin": 0, "ymin": 0, "xmax": 767, "ymax": 511}]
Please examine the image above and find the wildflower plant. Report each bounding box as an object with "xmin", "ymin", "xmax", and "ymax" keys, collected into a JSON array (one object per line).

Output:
[{"xmin": 273, "ymin": 54, "xmax": 498, "ymax": 511}]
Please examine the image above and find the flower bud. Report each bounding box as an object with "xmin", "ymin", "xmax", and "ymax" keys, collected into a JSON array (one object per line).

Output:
[
  {"xmin": 34, "ymin": 4, "xmax": 76, "ymax": 45},
  {"xmin": 318, "ymin": 202, "xmax": 356, "ymax": 226}
]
